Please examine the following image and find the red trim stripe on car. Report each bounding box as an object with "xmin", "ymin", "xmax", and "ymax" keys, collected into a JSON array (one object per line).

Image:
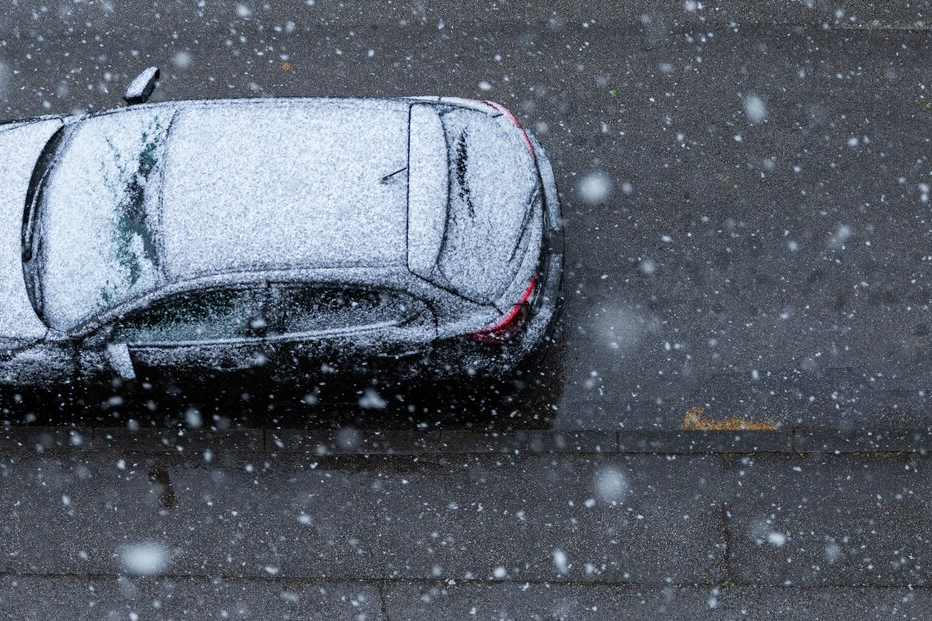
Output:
[
  {"xmin": 467, "ymin": 277, "xmax": 537, "ymax": 344},
  {"xmin": 481, "ymin": 100, "xmax": 536, "ymax": 162}
]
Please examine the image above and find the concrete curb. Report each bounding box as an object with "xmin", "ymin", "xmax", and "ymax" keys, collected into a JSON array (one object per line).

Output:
[{"xmin": 3, "ymin": 426, "xmax": 932, "ymax": 455}]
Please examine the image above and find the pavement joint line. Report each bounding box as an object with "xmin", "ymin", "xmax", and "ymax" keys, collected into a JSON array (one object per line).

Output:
[
  {"xmin": 378, "ymin": 584, "xmax": 392, "ymax": 621},
  {"xmin": 4, "ymin": 19, "xmax": 928, "ymax": 36},
  {"xmin": 5, "ymin": 427, "xmax": 932, "ymax": 455},
  {"xmin": 3, "ymin": 572, "xmax": 932, "ymax": 591},
  {"xmin": 0, "ymin": 426, "xmax": 932, "ymax": 457}
]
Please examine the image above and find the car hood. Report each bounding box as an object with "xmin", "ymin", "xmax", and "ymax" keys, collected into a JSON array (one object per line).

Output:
[{"xmin": 0, "ymin": 118, "xmax": 61, "ymax": 341}]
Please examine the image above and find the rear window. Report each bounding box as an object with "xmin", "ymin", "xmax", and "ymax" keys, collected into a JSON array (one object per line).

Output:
[
  {"xmin": 436, "ymin": 108, "xmax": 540, "ymax": 302},
  {"xmin": 271, "ymin": 285, "xmax": 426, "ymax": 336}
]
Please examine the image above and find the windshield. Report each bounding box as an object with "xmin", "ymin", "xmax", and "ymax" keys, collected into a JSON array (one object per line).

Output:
[{"xmin": 32, "ymin": 108, "xmax": 174, "ymax": 331}]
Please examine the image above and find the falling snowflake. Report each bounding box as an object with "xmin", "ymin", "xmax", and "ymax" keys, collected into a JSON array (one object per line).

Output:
[
  {"xmin": 553, "ymin": 549, "xmax": 569, "ymax": 574},
  {"xmin": 594, "ymin": 466, "xmax": 630, "ymax": 504},
  {"xmin": 358, "ymin": 388, "xmax": 386, "ymax": 410},
  {"xmin": 744, "ymin": 95, "xmax": 767, "ymax": 124},
  {"xmin": 120, "ymin": 542, "xmax": 168, "ymax": 576},
  {"xmin": 578, "ymin": 172, "xmax": 613, "ymax": 205}
]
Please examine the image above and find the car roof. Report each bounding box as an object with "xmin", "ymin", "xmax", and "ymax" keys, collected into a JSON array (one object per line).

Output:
[{"xmin": 159, "ymin": 98, "xmax": 411, "ymax": 279}]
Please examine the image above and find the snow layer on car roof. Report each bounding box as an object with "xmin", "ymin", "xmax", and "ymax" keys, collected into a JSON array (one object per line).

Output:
[{"xmin": 160, "ymin": 99, "xmax": 410, "ymax": 281}]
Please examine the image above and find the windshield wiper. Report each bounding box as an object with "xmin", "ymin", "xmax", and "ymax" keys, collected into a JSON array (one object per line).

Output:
[
  {"xmin": 381, "ymin": 166, "xmax": 407, "ymax": 184},
  {"xmin": 22, "ymin": 126, "xmax": 65, "ymax": 321},
  {"xmin": 22, "ymin": 127, "xmax": 64, "ymax": 261}
]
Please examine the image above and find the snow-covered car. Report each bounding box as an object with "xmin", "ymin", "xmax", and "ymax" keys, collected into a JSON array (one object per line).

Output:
[{"xmin": 0, "ymin": 77, "xmax": 563, "ymax": 389}]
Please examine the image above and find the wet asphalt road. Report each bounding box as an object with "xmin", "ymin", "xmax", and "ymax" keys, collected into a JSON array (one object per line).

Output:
[{"xmin": 1, "ymin": 2, "xmax": 932, "ymax": 432}]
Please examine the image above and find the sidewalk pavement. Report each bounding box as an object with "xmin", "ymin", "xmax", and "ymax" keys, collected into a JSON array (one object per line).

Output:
[{"xmin": 2, "ymin": 426, "xmax": 931, "ymax": 619}]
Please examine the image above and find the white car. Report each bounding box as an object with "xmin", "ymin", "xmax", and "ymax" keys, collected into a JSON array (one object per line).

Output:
[{"xmin": 0, "ymin": 69, "xmax": 563, "ymax": 387}]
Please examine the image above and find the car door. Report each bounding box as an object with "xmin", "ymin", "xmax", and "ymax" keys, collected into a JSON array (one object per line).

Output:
[
  {"xmin": 82, "ymin": 285, "xmax": 271, "ymax": 384},
  {"xmin": 263, "ymin": 283, "xmax": 436, "ymax": 383},
  {"xmin": 0, "ymin": 337, "xmax": 78, "ymax": 388}
]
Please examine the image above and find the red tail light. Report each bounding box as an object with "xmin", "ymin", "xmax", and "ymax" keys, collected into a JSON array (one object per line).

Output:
[
  {"xmin": 467, "ymin": 277, "xmax": 537, "ymax": 344},
  {"xmin": 481, "ymin": 100, "xmax": 536, "ymax": 162}
]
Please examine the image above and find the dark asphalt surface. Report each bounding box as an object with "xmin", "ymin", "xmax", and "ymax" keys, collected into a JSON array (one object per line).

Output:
[
  {"xmin": 3, "ymin": 430, "xmax": 932, "ymax": 619},
  {"xmin": 3, "ymin": 1, "xmax": 932, "ymax": 432},
  {"xmin": 3, "ymin": 2, "xmax": 932, "ymax": 618}
]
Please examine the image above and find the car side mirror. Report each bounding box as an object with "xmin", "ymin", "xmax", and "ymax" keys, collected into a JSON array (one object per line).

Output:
[
  {"xmin": 123, "ymin": 67, "xmax": 160, "ymax": 105},
  {"xmin": 106, "ymin": 342, "xmax": 136, "ymax": 381}
]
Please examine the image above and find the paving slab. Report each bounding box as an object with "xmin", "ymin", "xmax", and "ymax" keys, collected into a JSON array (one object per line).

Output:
[
  {"xmin": 794, "ymin": 429, "xmax": 932, "ymax": 453},
  {"xmin": 0, "ymin": 576, "xmax": 384, "ymax": 621},
  {"xmin": 726, "ymin": 455, "xmax": 932, "ymax": 587},
  {"xmin": 91, "ymin": 428, "xmax": 264, "ymax": 452},
  {"xmin": 383, "ymin": 583, "xmax": 715, "ymax": 621},
  {"xmin": 372, "ymin": 455, "xmax": 725, "ymax": 585},
  {"xmin": 617, "ymin": 430, "xmax": 792, "ymax": 454},
  {"xmin": 718, "ymin": 586, "xmax": 932, "ymax": 620},
  {"xmin": 0, "ymin": 451, "xmax": 725, "ymax": 585},
  {"xmin": 0, "ymin": 451, "xmax": 390, "ymax": 580},
  {"xmin": 383, "ymin": 583, "xmax": 932, "ymax": 621},
  {"xmin": 0, "ymin": 426, "xmax": 93, "ymax": 452}
]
